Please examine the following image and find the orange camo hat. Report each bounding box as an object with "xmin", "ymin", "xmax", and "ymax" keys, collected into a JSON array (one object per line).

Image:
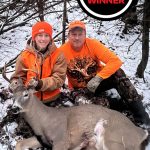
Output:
[
  {"xmin": 69, "ymin": 20, "xmax": 86, "ymax": 31},
  {"xmin": 32, "ymin": 21, "xmax": 53, "ymax": 41}
]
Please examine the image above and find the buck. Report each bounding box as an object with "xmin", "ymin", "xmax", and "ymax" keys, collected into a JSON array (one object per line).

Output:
[{"xmin": 2, "ymin": 68, "xmax": 148, "ymax": 150}]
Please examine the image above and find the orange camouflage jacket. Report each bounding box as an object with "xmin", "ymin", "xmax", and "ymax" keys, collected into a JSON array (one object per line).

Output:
[{"xmin": 11, "ymin": 39, "xmax": 67, "ymax": 102}]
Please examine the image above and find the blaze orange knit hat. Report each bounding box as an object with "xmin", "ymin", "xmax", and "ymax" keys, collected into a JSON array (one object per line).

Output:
[
  {"xmin": 69, "ymin": 20, "xmax": 86, "ymax": 31},
  {"xmin": 32, "ymin": 21, "xmax": 53, "ymax": 41}
]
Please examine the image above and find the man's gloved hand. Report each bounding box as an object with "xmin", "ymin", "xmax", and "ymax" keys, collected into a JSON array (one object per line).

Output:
[
  {"xmin": 87, "ymin": 75, "xmax": 103, "ymax": 93},
  {"xmin": 28, "ymin": 77, "xmax": 43, "ymax": 91}
]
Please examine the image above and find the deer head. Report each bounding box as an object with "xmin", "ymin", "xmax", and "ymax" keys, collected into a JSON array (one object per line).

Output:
[
  {"xmin": 12, "ymin": 83, "xmax": 34, "ymax": 112},
  {"xmin": 2, "ymin": 64, "xmax": 35, "ymax": 112}
]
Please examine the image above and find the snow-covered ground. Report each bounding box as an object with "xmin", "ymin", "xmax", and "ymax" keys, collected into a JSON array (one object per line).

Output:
[{"xmin": 0, "ymin": 17, "xmax": 150, "ymax": 149}]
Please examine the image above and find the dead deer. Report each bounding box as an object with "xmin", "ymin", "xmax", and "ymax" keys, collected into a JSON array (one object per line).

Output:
[{"xmin": 2, "ymin": 66, "xmax": 148, "ymax": 150}]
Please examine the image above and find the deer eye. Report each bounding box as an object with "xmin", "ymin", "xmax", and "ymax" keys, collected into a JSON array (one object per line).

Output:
[{"xmin": 23, "ymin": 91, "xmax": 29, "ymax": 99}]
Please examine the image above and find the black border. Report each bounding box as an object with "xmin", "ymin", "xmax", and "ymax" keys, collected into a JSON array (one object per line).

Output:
[{"xmin": 77, "ymin": 0, "xmax": 136, "ymax": 21}]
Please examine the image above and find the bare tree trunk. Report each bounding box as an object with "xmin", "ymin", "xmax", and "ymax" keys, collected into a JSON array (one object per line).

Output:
[
  {"xmin": 136, "ymin": 0, "xmax": 150, "ymax": 78},
  {"xmin": 36, "ymin": 0, "xmax": 45, "ymax": 21},
  {"xmin": 62, "ymin": 0, "xmax": 67, "ymax": 44}
]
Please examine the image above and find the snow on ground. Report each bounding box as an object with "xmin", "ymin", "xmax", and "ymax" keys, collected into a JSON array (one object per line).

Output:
[{"xmin": 0, "ymin": 18, "xmax": 150, "ymax": 149}]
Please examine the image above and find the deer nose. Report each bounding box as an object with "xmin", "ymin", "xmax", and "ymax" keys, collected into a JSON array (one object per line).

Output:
[{"xmin": 11, "ymin": 105, "xmax": 21, "ymax": 114}]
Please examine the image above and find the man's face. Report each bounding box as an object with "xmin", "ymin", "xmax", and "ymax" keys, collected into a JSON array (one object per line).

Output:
[
  {"xmin": 68, "ymin": 28, "xmax": 86, "ymax": 51},
  {"xmin": 35, "ymin": 33, "xmax": 51, "ymax": 50}
]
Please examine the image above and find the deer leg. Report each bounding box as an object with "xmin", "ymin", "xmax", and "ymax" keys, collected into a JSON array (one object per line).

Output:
[{"xmin": 16, "ymin": 136, "xmax": 42, "ymax": 150}]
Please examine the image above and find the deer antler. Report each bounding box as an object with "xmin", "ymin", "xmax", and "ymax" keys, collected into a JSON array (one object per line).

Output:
[{"xmin": 2, "ymin": 63, "xmax": 11, "ymax": 83}]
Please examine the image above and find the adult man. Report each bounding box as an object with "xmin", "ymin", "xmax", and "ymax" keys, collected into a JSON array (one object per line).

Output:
[
  {"xmin": 59, "ymin": 20, "xmax": 150, "ymax": 126},
  {"xmin": 10, "ymin": 21, "xmax": 67, "ymax": 102}
]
